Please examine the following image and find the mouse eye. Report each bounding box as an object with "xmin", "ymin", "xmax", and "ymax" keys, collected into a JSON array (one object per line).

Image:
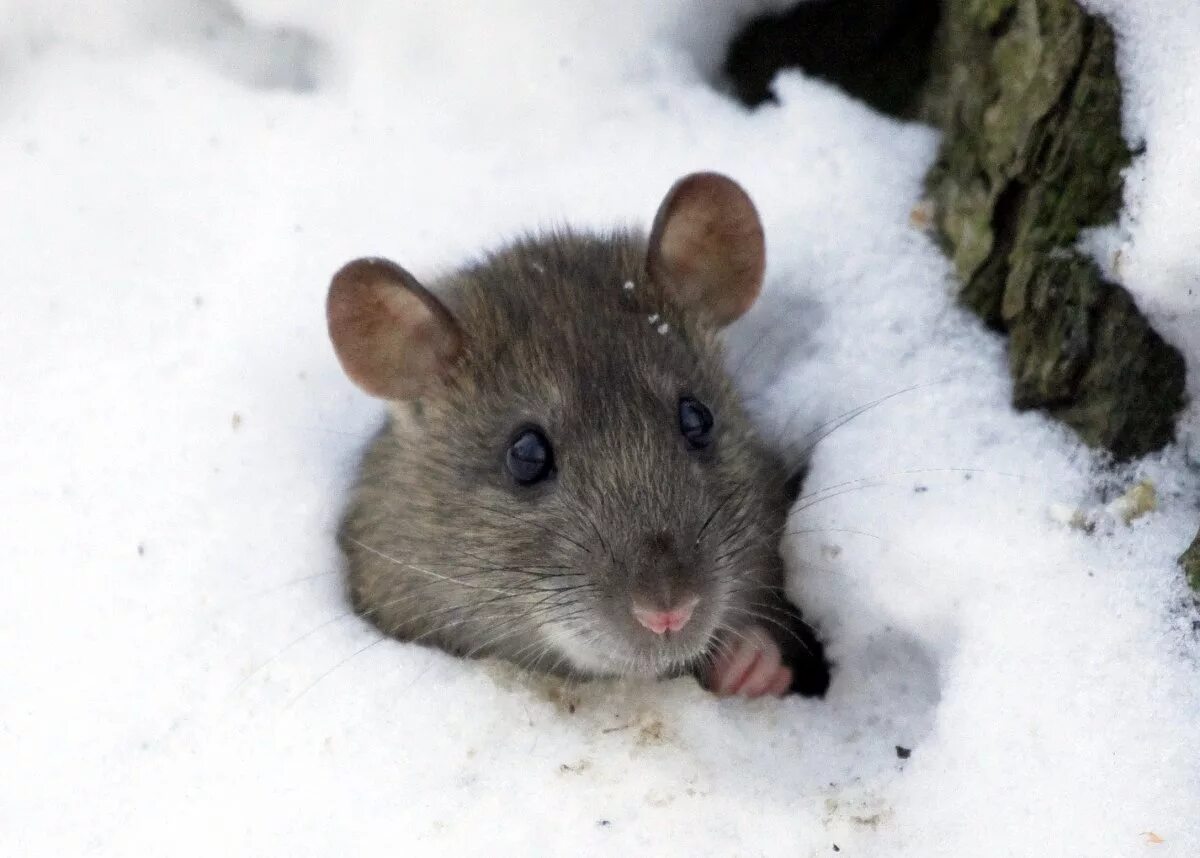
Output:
[
  {"xmin": 678, "ymin": 397, "xmax": 714, "ymax": 450},
  {"xmin": 506, "ymin": 426, "xmax": 555, "ymax": 485}
]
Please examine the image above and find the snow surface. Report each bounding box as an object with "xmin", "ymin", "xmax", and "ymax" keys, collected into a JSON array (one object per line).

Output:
[{"xmin": 2, "ymin": 1, "xmax": 1198, "ymax": 856}]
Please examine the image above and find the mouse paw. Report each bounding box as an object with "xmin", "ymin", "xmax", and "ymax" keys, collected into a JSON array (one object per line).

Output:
[{"xmin": 705, "ymin": 625, "xmax": 792, "ymax": 698}]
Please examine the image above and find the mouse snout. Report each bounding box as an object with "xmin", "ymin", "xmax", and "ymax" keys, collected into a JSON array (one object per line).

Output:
[
  {"xmin": 628, "ymin": 530, "xmax": 701, "ymax": 636},
  {"xmin": 632, "ymin": 596, "xmax": 699, "ymax": 635}
]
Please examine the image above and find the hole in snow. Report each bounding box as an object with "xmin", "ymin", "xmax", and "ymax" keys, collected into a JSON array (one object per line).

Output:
[
  {"xmin": 722, "ymin": 0, "xmax": 942, "ymax": 118},
  {"xmin": 835, "ymin": 626, "xmax": 942, "ymax": 751}
]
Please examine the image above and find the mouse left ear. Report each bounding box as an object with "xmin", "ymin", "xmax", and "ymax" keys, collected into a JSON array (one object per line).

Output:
[
  {"xmin": 326, "ymin": 257, "xmax": 464, "ymax": 400},
  {"xmin": 646, "ymin": 172, "xmax": 765, "ymax": 327}
]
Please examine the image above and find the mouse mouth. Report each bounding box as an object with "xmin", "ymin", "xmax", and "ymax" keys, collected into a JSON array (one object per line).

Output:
[{"xmin": 544, "ymin": 613, "xmax": 719, "ymax": 679}]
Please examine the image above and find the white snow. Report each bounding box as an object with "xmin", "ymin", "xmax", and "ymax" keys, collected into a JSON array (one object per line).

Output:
[{"xmin": 2, "ymin": 2, "xmax": 1198, "ymax": 856}]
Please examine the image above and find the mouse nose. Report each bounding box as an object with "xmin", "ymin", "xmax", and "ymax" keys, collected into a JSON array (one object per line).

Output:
[{"xmin": 633, "ymin": 597, "xmax": 699, "ymax": 635}]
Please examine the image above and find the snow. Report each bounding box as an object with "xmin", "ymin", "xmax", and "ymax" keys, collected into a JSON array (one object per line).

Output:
[{"xmin": 1, "ymin": 1, "xmax": 1198, "ymax": 856}]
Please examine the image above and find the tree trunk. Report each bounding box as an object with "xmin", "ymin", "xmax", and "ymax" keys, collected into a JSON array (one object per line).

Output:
[
  {"xmin": 1180, "ymin": 528, "xmax": 1200, "ymax": 594},
  {"xmin": 921, "ymin": 0, "xmax": 1185, "ymax": 459}
]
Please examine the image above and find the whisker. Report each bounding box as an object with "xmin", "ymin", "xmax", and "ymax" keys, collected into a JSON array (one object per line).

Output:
[
  {"xmin": 239, "ymin": 569, "xmax": 340, "ymax": 602},
  {"xmin": 285, "ymin": 635, "xmax": 388, "ymax": 708},
  {"xmin": 348, "ymin": 538, "xmax": 520, "ymax": 596},
  {"xmin": 473, "ymin": 503, "xmax": 592, "ymax": 554},
  {"xmin": 722, "ymin": 605, "xmax": 815, "ymax": 658},
  {"xmin": 794, "ymin": 466, "xmax": 1029, "ymax": 509},
  {"xmin": 785, "ymin": 380, "xmax": 951, "ymax": 457},
  {"xmin": 230, "ymin": 611, "xmax": 355, "ymax": 695},
  {"xmin": 696, "ymin": 488, "xmax": 741, "ymax": 547},
  {"xmin": 562, "ymin": 503, "xmax": 612, "ymax": 559}
]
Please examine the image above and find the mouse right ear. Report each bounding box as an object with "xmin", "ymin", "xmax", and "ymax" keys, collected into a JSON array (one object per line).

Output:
[
  {"xmin": 646, "ymin": 172, "xmax": 765, "ymax": 327},
  {"xmin": 326, "ymin": 257, "xmax": 464, "ymax": 400}
]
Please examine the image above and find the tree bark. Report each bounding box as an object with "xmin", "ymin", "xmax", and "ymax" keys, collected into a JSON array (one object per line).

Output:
[
  {"xmin": 1180, "ymin": 528, "xmax": 1200, "ymax": 594},
  {"xmin": 921, "ymin": 0, "xmax": 1185, "ymax": 459}
]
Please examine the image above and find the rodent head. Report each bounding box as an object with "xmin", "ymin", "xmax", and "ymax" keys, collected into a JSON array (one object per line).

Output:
[{"xmin": 328, "ymin": 173, "xmax": 791, "ymax": 678}]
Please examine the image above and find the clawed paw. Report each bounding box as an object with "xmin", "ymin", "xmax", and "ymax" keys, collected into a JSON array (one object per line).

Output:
[{"xmin": 705, "ymin": 625, "xmax": 792, "ymax": 698}]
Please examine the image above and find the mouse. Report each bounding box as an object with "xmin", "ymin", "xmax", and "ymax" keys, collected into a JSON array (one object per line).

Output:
[{"xmin": 326, "ymin": 171, "xmax": 830, "ymax": 698}]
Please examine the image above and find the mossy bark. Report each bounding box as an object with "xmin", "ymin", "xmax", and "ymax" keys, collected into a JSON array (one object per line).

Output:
[
  {"xmin": 1181, "ymin": 528, "xmax": 1200, "ymax": 594},
  {"xmin": 921, "ymin": 0, "xmax": 1185, "ymax": 458}
]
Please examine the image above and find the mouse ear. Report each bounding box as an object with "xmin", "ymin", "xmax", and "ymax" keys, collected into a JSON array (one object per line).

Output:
[
  {"xmin": 646, "ymin": 172, "xmax": 765, "ymax": 326},
  {"xmin": 326, "ymin": 257, "xmax": 464, "ymax": 400}
]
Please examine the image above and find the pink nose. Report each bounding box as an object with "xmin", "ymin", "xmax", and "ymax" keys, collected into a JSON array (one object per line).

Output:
[{"xmin": 633, "ymin": 598, "xmax": 698, "ymax": 635}]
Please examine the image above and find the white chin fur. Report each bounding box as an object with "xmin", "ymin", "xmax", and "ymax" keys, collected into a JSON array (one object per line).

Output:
[{"xmin": 544, "ymin": 623, "xmax": 661, "ymax": 678}]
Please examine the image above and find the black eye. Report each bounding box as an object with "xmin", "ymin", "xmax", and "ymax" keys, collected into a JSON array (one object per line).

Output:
[
  {"xmin": 678, "ymin": 397, "xmax": 714, "ymax": 450},
  {"xmin": 506, "ymin": 427, "xmax": 555, "ymax": 485}
]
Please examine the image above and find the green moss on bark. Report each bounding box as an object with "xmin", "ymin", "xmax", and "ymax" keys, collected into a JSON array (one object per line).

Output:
[
  {"xmin": 923, "ymin": 0, "xmax": 1185, "ymax": 457},
  {"xmin": 1180, "ymin": 528, "xmax": 1200, "ymax": 593}
]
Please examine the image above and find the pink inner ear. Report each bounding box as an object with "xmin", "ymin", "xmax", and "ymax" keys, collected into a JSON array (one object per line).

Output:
[
  {"xmin": 647, "ymin": 172, "xmax": 766, "ymax": 326},
  {"xmin": 326, "ymin": 258, "xmax": 462, "ymax": 401}
]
